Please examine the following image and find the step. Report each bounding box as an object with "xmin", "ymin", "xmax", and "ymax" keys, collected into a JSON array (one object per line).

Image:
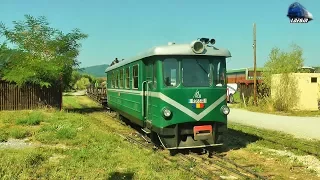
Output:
[{"xmin": 141, "ymin": 128, "xmax": 151, "ymax": 134}]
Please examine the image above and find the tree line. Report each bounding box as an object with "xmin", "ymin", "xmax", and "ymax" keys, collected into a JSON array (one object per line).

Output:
[
  {"xmin": 70, "ymin": 71, "xmax": 106, "ymax": 91},
  {"xmin": 0, "ymin": 15, "xmax": 89, "ymax": 91}
]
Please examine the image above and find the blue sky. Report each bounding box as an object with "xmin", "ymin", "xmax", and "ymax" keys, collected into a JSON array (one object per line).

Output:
[{"xmin": 1, "ymin": 0, "xmax": 319, "ymax": 69}]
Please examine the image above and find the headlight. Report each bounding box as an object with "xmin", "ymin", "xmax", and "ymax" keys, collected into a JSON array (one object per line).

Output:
[
  {"xmin": 220, "ymin": 105, "xmax": 230, "ymax": 115},
  {"xmin": 190, "ymin": 40, "xmax": 205, "ymax": 54},
  {"xmin": 162, "ymin": 108, "xmax": 172, "ymax": 119}
]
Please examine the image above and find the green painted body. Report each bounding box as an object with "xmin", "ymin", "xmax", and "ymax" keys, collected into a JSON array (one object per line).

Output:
[
  {"xmin": 105, "ymin": 40, "xmax": 232, "ymax": 149},
  {"xmin": 106, "ymin": 56, "xmax": 227, "ymax": 130}
]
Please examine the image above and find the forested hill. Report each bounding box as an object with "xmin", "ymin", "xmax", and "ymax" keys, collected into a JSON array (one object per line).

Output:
[{"xmin": 80, "ymin": 64, "xmax": 109, "ymax": 77}]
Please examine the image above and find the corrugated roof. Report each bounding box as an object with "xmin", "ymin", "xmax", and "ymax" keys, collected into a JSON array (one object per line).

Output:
[{"xmin": 227, "ymin": 67, "xmax": 264, "ymax": 74}]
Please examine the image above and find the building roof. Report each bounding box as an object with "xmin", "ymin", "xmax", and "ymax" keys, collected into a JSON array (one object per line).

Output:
[
  {"xmin": 227, "ymin": 67, "xmax": 264, "ymax": 74},
  {"xmin": 105, "ymin": 42, "xmax": 232, "ymax": 72},
  {"xmin": 300, "ymin": 66, "xmax": 315, "ymax": 70}
]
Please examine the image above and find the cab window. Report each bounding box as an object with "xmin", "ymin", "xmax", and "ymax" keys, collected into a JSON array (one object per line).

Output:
[
  {"xmin": 163, "ymin": 58, "xmax": 179, "ymax": 87},
  {"xmin": 182, "ymin": 58, "xmax": 211, "ymax": 87},
  {"xmin": 213, "ymin": 60, "xmax": 226, "ymax": 86}
]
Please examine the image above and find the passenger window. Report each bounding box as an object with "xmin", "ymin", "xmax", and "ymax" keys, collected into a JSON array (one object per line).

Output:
[
  {"xmin": 132, "ymin": 65, "xmax": 139, "ymax": 89},
  {"xmin": 113, "ymin": 72, "xmax": 115, "ymax": 88},
  {"xmin": 110, "ymin": 73, "xmax": 114, "ymax": 88},
  {"xmin": 163, "ymin": 58, "xmax": 179, "ymax": 87},
  {"xmin": 115, "ymin": 71, "xmax": 119, "ymax": 88},
  {"xmin": 125, "ymin": 67, "xmax": 130, "ymax": 89},
  {"xmin": 119, "ymin": 69, "xmax": 124, "ymax": 88}
]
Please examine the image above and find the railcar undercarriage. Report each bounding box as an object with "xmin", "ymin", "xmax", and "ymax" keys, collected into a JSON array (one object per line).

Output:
[{"xmin": 151, "ymin": 122, "xmax": 227, "ymax": 150}]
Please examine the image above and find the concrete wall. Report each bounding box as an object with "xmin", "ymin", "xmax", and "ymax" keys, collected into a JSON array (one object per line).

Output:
[{"xmin": 271, "ymin": 73, "xmax": 320, "ymax": 111}]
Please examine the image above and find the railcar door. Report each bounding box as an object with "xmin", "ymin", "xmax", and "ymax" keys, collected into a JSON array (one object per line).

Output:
[{"xmin": 143, "ymin": 60, "xmax": 155, "ymax": 131}]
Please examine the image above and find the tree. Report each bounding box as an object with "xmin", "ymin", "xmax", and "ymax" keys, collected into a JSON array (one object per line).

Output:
[
  {"xmin": 0, "ymin": 15, "xmax": 88, "ymax": 88},
  {"xmin": 81, "ymin": 74, "xmax": 97, "ymax": 83},
  {"xmin": 261, "ymin": 43, "xmax": 304, "ymax": 111},
  {"xmin": 262, "ymin": 43, "xmax": 304, "ymax": 87},
  {"xmin": 67, "ymin": 70, "xmax": 82, "ymax": 91},
  {"xmin": 74, "ymin": 77, "xmax": 90, "ymax": 90}
]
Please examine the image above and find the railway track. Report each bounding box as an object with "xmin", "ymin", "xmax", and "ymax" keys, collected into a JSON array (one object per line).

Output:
[{"xmin": 86, "ymin": 95, "xmax": 268, "ymax": 179}]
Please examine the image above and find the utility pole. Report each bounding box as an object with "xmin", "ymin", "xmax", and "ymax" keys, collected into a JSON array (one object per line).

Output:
[{"xmin": 253, "ymin": 23, "xmax": 257, "ymax": 106}]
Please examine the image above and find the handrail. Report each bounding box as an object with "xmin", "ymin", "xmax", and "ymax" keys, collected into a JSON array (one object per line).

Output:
[
  {"xmin": 146, "ymin": 81, "xmax": 151, "ymax": 120},
  {"xmin": 141, "ymin": 81, "xmax": 147, "ymax": 118}
]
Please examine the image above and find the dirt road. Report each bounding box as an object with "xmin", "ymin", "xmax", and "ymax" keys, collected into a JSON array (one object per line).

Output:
[{"xmin": 228, "ymin": 108, "xmax": 320, "ymax": 140}]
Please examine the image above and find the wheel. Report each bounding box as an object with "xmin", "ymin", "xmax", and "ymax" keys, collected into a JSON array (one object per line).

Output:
[
  {"xmin": 169, "ymin": 149, "xmax": 178, "ymax": 156},
  {"xmin": 229, "ymin": 94, "xmax": 234, "ymax": 104}
]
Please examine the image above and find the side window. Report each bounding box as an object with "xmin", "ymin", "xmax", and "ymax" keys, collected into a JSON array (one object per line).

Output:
[
  {"xmin": 112, "ymin": 72, "xmax": 115, "ymax": 88},
  {"xmin": 163, "ymin": 58, "xmax": 179, "ymax": 87},
  {"xmin": 219, "ymin": 62, "xmax": 226, "ymax": 85},
  {"xmin": 153, "ymin": 61, "xmax": 157, "ymax": 89},
  {"xmin": 146, "ymin": 63, "xmax": 152, "ymax": 82},
  {"xmin": 119, "ymin": 69, "xmax": 124, "ymax": 88},
  {"xmin": 125, "ymin": 67, "xmax": 130, "ymax": 89},
  {"xmin": 216, "ymin": 62, "xmax": 220, "ymax": 85},
  {"xmin": 109, "ymin": 73, "xmax": 112, "ymax": 88},
  {"xmin": 115, "ymin": 71, "xmax": 119, "ymax": 88},
  {"xmin": 132, "ymin": 65, "xmax": 139, "ymax": 89},
  {"xmin": 214, "ymin": 61, "xmax": 226, "ymax": 86}
]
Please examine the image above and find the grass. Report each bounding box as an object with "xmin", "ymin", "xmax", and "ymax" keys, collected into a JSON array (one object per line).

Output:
[
  {"xmin": 15, "ymin": 111, "xmax": 44, "ymax": 126},
  {"xmin": 225, "ymin": 122, "xmax": 320, "ymax": 179},
  {"xmin": 0, "ymin": 96, "xmax": 195, "ymax": 179},
  {"xmin": 1, "ymin": 95, "xmax": 320, "ymax": 179},
  {"xmin": 228, "ymin": 122, "xmax": 320, "ymax": 157},
  {"xmin": 232, "ymin": 91, "xmax": 241, "ymax": 103}
]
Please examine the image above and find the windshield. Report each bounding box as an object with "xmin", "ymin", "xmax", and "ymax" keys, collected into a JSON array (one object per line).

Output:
[
  {"xmin": 163, "ymin": 58, "xmax": 179, "ymax": 87},
  {"xmin": 182, "ymin": 58, "xmax": 211, "ymax": 87},
  {"xmin": 162, "ymin": 56, "xmax": 226, "ymax": 87}
]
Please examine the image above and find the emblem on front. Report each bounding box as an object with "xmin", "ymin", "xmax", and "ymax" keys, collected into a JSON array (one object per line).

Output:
[{"xmin": 188, "ymin": 90, "xmax": 207, "ymax": 109}]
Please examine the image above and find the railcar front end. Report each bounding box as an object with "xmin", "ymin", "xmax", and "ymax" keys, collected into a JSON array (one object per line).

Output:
[{"xmin": 151, "ymin": 55, "xmax": 230, "ymax": 149}]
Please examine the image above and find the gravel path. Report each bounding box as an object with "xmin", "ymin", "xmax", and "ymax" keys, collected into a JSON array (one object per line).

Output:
[
  {"xmin": 228, "ymin": 108, "xmax": 320, "ymax": 140},
  {"xmin": 0, "ymin": 138, "xmax": 34, "ymax": 149},
  {"xmin": 63, "ymin": 90, "xmax": 86, "ymax": 96}
]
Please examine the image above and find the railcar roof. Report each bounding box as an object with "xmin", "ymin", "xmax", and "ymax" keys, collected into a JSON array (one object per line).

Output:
[{"xmin": 105, "ymin": 43, "xmax": 231, "ymax": 72}]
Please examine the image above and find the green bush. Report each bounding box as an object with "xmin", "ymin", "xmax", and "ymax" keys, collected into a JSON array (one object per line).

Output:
[
  {"xmin": 272, "ymin": 73, "xmax": 300, "ymax": 111},
  {"xmin": 260, "ymin": 43, "xmax": 304, "ymax": 111},
  {"xmin": 74, "ymin": 77, "xmax": 90, "ymax": 90}
]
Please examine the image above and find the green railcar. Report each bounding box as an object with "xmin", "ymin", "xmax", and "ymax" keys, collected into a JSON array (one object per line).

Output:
[{"xmin": 105, "ymin": 39, "xmax": 231, "ymax": 150}]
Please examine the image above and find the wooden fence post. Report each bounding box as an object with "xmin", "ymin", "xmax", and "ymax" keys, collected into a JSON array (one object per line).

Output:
[{"xmin": 60, "ymin": 73, "xmax": 63, "ymax": 111}]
